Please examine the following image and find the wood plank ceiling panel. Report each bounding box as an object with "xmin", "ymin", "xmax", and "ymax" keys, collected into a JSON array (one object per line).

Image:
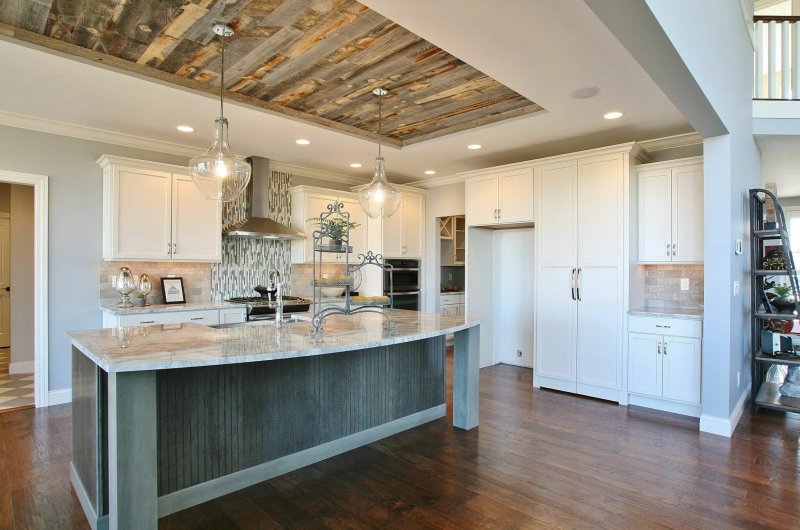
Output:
[{"xmin": 2, "ymin": 0, "xmax": 544, "ymax": 144}]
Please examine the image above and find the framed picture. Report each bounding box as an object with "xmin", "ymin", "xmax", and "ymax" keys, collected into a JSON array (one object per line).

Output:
[{"xmin": 161, "ymin": 277, "xmax": 186, "ymax": 304}]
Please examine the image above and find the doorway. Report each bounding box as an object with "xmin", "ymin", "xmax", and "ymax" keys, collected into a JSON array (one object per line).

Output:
[{"xmin": 0, "ymin": 171, "xmax": 48, "ymax": 409}]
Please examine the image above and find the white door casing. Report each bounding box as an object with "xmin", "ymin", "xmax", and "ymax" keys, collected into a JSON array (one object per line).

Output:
[{"xmin": 0, "ymin": 217, "xmax": 9, "ymax": 349}]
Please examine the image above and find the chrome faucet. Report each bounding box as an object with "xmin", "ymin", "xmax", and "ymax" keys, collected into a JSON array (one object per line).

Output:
[{"xmin": 268, "ymin": 269, "xmax": 283, "ymax": 325}]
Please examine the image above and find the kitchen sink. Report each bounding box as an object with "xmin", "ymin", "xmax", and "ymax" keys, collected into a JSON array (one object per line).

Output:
[{"xmin": 210, "ymin": 314, "xmax": 312, "ymax": 329}]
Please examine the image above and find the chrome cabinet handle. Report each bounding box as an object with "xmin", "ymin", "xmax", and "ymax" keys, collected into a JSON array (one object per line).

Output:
[
  {"xmin": 140, "ymin": 320, "xmax": 155, "ymax": 324},
  {"xmin": 190, "ymin": 317, "xmax": 203, "ymax": 321},
  {"xmin": 576, "ymin": 268, "xmax": 582, "ymax": 301},
  {"xmin": 174, "ymin": 243, "xmax": 178, "ymax": 254},
  {"xmin": 663, "ymin": 341, "xmax": 668, "ymax": 355},
  {"xmin": 167, "ymin": 243, "xmax": 172, "ymax": 256},
  {"xmin": 571, "ymin": 268, "xmax": 577, "ymax": 300},
  {"xmin": 657, "ymin": 340, "xmax": 661, "ymax": 354},
  {"xmin": 672, "ymin": 243, "xmax": 676, "ymax": 256},
  {"xmin": 666, "ymin": 243, "xmax": 670, "ymax": 256},
  {"xmin": 497, "ymin": 209, "xmax": 501, "ymax": 220},
  {"xmin": 655, "ymin": 324, "xmax": 671, "ymax": 328}
]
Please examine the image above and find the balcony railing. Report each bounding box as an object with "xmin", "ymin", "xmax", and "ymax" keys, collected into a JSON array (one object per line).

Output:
[{"xmin": 754, "ymin": 15, "xmax": 800, "ymax": 99}]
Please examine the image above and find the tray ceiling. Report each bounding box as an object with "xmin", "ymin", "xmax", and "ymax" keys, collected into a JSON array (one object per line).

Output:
[{"xmin": 0, "ymin": 0, "xmax": 544, "ymax": 145}]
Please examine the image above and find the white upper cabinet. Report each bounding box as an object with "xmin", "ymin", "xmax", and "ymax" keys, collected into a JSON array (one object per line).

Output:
[
  {"xmin": 383, "ymin": 191, "xmax": 424, "ymax": 258},
  {"xmin": 465, "ymin": 167, "xmax": 533, "ymax": 226},
  {"xmin": 637, "ymin": 157, "xmax": 703, "ymax": 263},
  {"xmin": 100, "ymin": 156, "xmax": 221, "ymax": 262},
  {"xmin": 289, "ymin": 186, "xmax": 367, "ymax": 263}
]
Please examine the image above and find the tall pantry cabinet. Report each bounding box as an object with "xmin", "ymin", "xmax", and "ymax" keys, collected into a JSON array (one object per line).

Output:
[{"xmin": 534, "ymin": 145, "xmax": 644, "ymax": 403}]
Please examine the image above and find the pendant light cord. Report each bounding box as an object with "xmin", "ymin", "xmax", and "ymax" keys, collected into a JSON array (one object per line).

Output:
[
  {"xmin": 377, "ymin": 91, "xmax": 382, "ymax": 158},
  {"xmin": 220, "ymin": 32, "xmax": 225, "ymax": 119}
]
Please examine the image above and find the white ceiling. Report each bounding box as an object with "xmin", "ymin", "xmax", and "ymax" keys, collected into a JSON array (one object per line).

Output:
[
  {"xmin": 756, "ymin": 136, "xmax": 800, "ymax": 197},
  {"xmin": 0, "ymin": 0, "xmax": 692, "ymax": 184}
]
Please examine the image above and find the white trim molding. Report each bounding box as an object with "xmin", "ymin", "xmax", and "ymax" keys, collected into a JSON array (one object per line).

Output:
[
  {"xmin": 271, "ymin": 161, "xmax": 370, "ymax": 186},
  {"xmin": 699, "ymin": 384, "xmax": 750, "ymax": 437},
  {"xmin": 48, "ymin": 388, "xmax": 72, "ymax": 406},
  {"xmin": 636, "ymin": 132, "xmax": 703, "ymax": 152},
  {"xmin": 0, "ymin": 169, "xmax": 48, "ymax": 408},
  {"xmin": 9, "ymin": 361, "xmax": 34, "ymax": 374},
  {"xmin": 0, "ymin": 110, "xmax": 199, "ymax": 157}
]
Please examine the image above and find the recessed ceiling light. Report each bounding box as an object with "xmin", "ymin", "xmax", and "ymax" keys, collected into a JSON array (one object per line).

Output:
[
  {"xmin": 604, "ymin": 111, "xmax": 623, "ymax": 120},
  {"xmin": 295, "ymin": 138, "xmax": 311, "ymax": 145},
  {"xmin": 467, "ymin": 144, "xmax": 482, "ymax": 150},
  {"xmin": 350, "ymin": 163, "xmax": 362, "ymax": 168},
  {"xmin": 176, "ymin": 125, "xmax": 194, "ymax": 132},
  {"xmin": 424, "ymin": 170, "xmax": 436, "ymax": 175},
  {"xmin": 570, "ymin": 86, "xmax": 600, "ymax": 99}
]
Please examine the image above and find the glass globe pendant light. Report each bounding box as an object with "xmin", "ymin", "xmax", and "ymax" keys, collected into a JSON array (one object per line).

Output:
[
  {"xmin": 359, "ymin": 88, "xmax": 401, "ymax": 218},
  {"xmin": 189, "ymin": 23, "xmax": 251, "ymax": 202}
]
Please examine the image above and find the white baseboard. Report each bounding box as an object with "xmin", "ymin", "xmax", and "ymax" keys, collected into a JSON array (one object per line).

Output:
[
  {"xmin": 699, "ymin": 384, "xmax": 750, "ymax": 437},
  {"xmin": 9, "ymin": 360, "xmax": 34, "ymax": 374},
  {"xmin": 48, "ymin": 388, "xmax": 72, "ymax": 406}
]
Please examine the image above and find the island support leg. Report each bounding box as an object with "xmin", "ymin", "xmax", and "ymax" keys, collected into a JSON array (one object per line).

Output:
[
  {"xmin": 453, "ymin": 326, "xmax": 480, "ymax": 430},
  {"xmin": 108, "ymin": 371, "xmax": 157, "ymax": 530}
]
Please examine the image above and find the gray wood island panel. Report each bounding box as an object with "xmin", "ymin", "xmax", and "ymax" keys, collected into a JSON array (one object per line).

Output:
[{"xmin": 68, "ymin": 311, "xmax": 480, "ymax": 530}]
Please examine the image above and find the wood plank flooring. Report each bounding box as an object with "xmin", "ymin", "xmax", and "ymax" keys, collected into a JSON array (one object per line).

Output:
[{"xmin": 1, "ymin": 354, "xmax": 799, "ymax": 528}]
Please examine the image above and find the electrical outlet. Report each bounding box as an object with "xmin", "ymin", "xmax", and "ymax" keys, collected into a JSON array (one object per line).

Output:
[
  {"xmin": 733, "ymin": 281, "xmax": 740, "ymax": 296},
  {"xmin": 448, "ymin": 273, "xmax": 453, "ymax": 281},
  {"xmin": 516, "ymin": 350, "xmax": 522, "ymax": 358},
  {"xmin": 680, "ymin": 278, "xmax": 690, "ymax": 291}
]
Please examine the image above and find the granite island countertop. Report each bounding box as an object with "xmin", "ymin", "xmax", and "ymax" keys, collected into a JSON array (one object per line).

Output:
[
  {"xmin": 69, "ymin": 310, "xmax": 479, "ymax": 373},
  {"xmin": 100, "ymin": 300, "xmax": 243, "ymax": 316},
  {"xmin": 628, "ymin": 307, "xmax": 704, "ymax": 320}
]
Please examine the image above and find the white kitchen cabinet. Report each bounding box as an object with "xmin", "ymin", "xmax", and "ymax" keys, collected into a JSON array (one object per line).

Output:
[
  {"xmin": 289, "ymin": 186, "xmax": 368, "ymax": 264},
  {"xmin": 99, "ymin": 155, "xmax": 221, "ymax": 262},
  {"xmin": 383, "ymin": 192, "xmax": 424, "ymax": 258},
  {"xmin": 101, "ymin": 306, "xmax": 247, "ymax": 328},
  {"xmin": 535, "ymin": 151, "xmax": 630, "ymax": 402},
  {"xmin": 627, "ymin": 315, "xmax": 702, "ymax": 415},
  {"xmin": 638, "ymin": 157, "xmax": 703, "ymax": 263},
  {"xmin": 465, "ymin": 167, "xmax": 533, "ymax": 226},
  {"xmin": 440, "ymin": 292, "xmax": 465, "ymax": 316}
]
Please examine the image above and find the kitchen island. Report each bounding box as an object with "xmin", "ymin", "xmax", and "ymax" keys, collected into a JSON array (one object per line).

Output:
[{"xmin": 68, "ymin": 310, "xmax": 480, "ymax": 530}]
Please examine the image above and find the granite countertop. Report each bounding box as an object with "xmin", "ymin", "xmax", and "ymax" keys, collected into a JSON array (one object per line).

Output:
[
  {"xmin": 100, "ymin": 301, "xmax": 243, "ymax": 315},
  {"xmin": 628, "ymin": 307, "xmax": 704, "ymax": 320},
  {"xmin": 69, "ymin": 310, "xmax": 480, "ymax": 373}
]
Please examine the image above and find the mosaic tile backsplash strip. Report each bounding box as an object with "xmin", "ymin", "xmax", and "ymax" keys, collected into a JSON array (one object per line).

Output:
[
  {"xmin": 212, "ymin": 171, "xmax": 293, "ymax": 300},
  {"xmin": 644, "ymin": 264, "xmax": 704, "ymax": 310},
  {"xmin": 100, "ymin": 261, "xmax": 212, "ymax": 305}
]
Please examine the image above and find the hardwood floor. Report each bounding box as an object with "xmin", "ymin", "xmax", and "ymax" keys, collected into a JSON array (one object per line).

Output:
[{"xmin": 2, "ymin": 356, "xmax": 800, "ymax": 529}]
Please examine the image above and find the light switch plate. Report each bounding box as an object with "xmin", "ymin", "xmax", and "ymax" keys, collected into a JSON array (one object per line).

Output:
[
  {"xmin": 680, "ymin": 278, "xmax": 690, "ymax": 291},
  {"xmin": 733, "ymin": 281, "xmax": 740, "ymax": 296},
  {"xmin": 735, "ymin": 239, "xmax": 743, "ymax": 255}
]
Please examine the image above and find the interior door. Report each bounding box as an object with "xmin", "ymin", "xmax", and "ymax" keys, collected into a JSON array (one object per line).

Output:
[
  {"xmin": 671, "ymin": 164, "xmax": 704, "ymax": 262},
  {"xmin": 171, "ymin": 174, "xmax": 221, "ymax": 261},
  {"xmin": 627, "ymin": 333, "xmax": 661, "ymax": 397},
  {"xmin": 638, "ymin": 169, "xmax": 672, "ymax": 262},
  {"xmin": 535, "ymin": 162, "xmax": 578, "ymax": 387},
  {"xmin": 0, "ymin": 218, "xmax": 9, "ymax": 348}
]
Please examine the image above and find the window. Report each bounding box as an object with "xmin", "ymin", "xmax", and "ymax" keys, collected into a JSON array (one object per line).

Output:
[{"xmin": 785, "ymin": 207, "xmax": 800, "ymax": 255}]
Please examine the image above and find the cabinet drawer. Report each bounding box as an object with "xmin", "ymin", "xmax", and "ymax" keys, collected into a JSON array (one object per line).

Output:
[
  {"xmin": 118, "ymin": 309, "xmax": 220, "ymax": 327},
  {"xmin": 440, "ymin": 293, "xmax": 464, "ymax": 305},
  {"xmin": 628, "ymin": 315, "xmax": 702, "ymax": 338}
]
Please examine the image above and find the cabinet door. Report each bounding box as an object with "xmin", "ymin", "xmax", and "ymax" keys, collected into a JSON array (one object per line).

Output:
[
  {"xmin": 111, "ymin": 167, "xmax": 172, "ymax": 260},
  {"xmin": 536, "ymin": 162, "xmax": 577, "ymax": 266},
  {"xmin": 382, "ymin": 195, "xmax": 405, "ymax": 257},
  {"xmin": 402, "ymin": 194, "xmax": 423, "ymax": 257},
  {"xmin": 171, "ymin": 174, "xmax": 221, "ymax": 261},
  {"xmin": 576, "ymin": 266, "xmax": 620, "ymax": 390},
  {"xmin": 578, "ymin": 155, "xmax": 622, "ymax": 268},
  {"xmin": 535, "ymin": 265, "xmax": 577, "ymax": 383},
  {"xmin": 662, "ymin": 336, "xmax": 701, "ymax": 403},
  {"xmin": 671, "ymin": 164, "xmax": 704, "ymax": 263},
  {"xmin": 466, "ymin": 174, "xmax": 499, "ymax": 226},
  {"xmin": 304, "ymin": 196, "xmax": 334, "ymax": 261},
  {"xmin": 638, "ymin": 169, "xmax": 672, "ymax": 262},
  {"xmin": 498, "ymin": 168, "xmax": 534, "ymax": 224},
  {"xmin": 628, "ymin": 333, "xmax": 661, "ymax": 397},
  {"xmin": 341, "ymin": 198, "xmax": 367, "ymax": 261}
]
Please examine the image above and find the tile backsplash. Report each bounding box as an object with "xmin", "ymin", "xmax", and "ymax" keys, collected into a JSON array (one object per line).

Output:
[
  {"xmin": 644, "ymin": 264, "xmax": 704, "ymax": 309},
  {"xmin": 100, "ymin": 261, "xmax": 212, "ymax": 305}
]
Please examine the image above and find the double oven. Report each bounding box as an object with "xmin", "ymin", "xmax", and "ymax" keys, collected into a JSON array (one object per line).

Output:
[{"xmin": 384, "ymin": 259, "xmax": 421, "ymax": 311}]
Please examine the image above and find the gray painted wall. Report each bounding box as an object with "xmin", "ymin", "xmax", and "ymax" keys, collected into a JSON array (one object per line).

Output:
[
  {"xmin": 10, "ymin": 184, "xmax": 34, "ymax": 368},
  {"xmin": 646, "ymin": 0, "xmax": 762, "ymax": 421},
  {"xmin": 0, "ymin": 124, "xmax": 189, "ymax": 392}
]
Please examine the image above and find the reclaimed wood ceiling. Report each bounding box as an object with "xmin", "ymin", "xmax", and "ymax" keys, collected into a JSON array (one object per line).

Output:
[{"xmin": 0, "ymin": 0, "xmax": 544, "ymax": 146}]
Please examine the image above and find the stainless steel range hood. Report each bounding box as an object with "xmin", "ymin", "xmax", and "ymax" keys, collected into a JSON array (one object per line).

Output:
[{"xmin": 223, "ymin": 157, "xmax": 305, "ymax": 239}]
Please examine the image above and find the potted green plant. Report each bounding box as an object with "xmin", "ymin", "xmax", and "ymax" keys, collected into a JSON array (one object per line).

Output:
[
  {"xmin": 307, "ymin": 216, "xmax": 360, "ymax": 246},
  {"xmin": 769, "ymin": 283, "xmax": 796, "ymax": 312}
]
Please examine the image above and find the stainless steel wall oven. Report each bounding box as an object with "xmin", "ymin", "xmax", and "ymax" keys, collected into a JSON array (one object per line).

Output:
[{"xmin": 384, "ymin": 258, "xmax": 420, "ymax": 311}]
